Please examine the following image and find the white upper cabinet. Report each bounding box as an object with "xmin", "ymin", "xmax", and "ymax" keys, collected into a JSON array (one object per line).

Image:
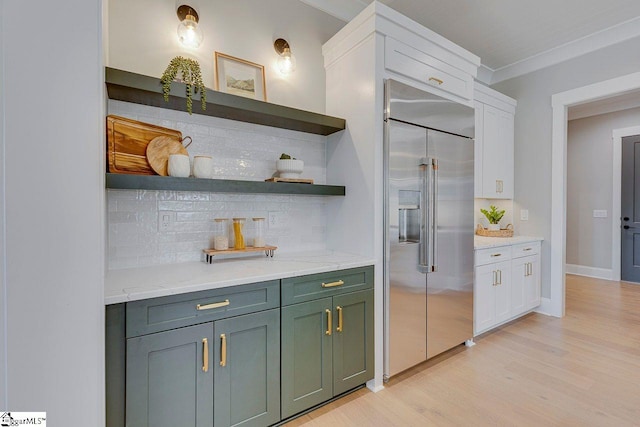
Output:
[{"xmin": 474, "ymin": 83, "xmax": 516, "ymax": 199}]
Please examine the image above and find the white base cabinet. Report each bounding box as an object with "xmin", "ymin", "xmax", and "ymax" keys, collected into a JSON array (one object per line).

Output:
[{"xmin": 474, "ymin": 241, "xmax": 541, "ymax": 336}]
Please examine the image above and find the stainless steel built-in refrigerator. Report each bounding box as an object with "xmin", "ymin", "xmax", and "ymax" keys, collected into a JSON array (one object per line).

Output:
[{"xmin": 383, "ymin": 79, "xmax": 475, "ymax": 379}]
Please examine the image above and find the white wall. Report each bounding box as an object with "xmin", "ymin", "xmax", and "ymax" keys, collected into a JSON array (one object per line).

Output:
[
  {"xmin": 108, "ymin": 0, "xmax": 344, "ymax": 114},
  {"xmin": 3, "ymin": 0, "xmax": 104, "ymax": 424},
  {"xmin": 566, "ymin": 107, "xmax": 640, "ymax": 269},
  {"xmin": 492, "ymin": 35, "xmax": 640, "ymax": 298}
]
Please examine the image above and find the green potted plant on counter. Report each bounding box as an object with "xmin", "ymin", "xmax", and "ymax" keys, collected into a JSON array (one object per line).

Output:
[
  {"xmin": 480, "ymin": 205, "xmax": 505, "ymax": 231},
  {"xmin": 161, "ymin": 56, "xmax": 206, "ymax": 114}
]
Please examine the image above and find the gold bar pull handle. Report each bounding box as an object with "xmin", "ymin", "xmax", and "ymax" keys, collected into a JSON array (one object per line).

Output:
[
  {"xmin": 325, "ymin": 309, "xmax": 332, "ymax": 336},
  {"xmin": 202, "ymin": 338, "xmax": 209, "ymax": 372},
  {"xmin": 220, "ymin": 334, "xmax": 227, "ymax": 367},
  {"xmin": 336, "ymin": 306, "xmax": 343, "ymax": 332},
  {"xmin": 196, "ymin": 299, "xmax": 230, "ymax": 311},
  {"xmin": 428, "ymin": 77, "xmax": 444, "ymax": 85},
  {"xmin": 321, "ymin": 280, "xmax": 344, "ymax": 288}
]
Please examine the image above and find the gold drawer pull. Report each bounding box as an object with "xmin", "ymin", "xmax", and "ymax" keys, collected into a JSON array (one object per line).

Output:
[
  {"xmin": 196, "ymin": 299, "xmax": 230, "ymax": 311},
  {"xmin": 326, "ymin": 309, "xmax": 332, "ymax": 336},
  {"xmin": 523, "ymin": 248, "xmax": 533, "ymax": 251},
  {"xmin": 220, "ymin": 334, "xmax": 227, "ymax": 367},
  {"xmin": 322, "ymin": 280, "xmax": 344, "ymax": 288},
  {"xmin": 336, "ymin": 306, "xmax": 343, "ymax": 332},
  {"xmin": 490, "ymin": 254, "xmax": 502, "ymax": 257},
  {"xmin": 202, "ymin": 338, "xmax": 209, "ymax": 372},
  {"xmin": 428, "ymin": 77, "xmax": 444, "ymax": 85}
]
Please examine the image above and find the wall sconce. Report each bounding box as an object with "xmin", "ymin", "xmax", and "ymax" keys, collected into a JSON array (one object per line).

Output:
[
  {"xmin": 176, "ymin": 5, "xmax": 203, "ymax": 48},
  {"xmin": 274, "ymin": 38, "xmax": 296, "ymax": 75}
]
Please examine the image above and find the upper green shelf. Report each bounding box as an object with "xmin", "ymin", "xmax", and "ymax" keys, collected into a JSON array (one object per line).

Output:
[{"xmin": 105, "ymin": 67, "xmax": 346, "ymax": 136}]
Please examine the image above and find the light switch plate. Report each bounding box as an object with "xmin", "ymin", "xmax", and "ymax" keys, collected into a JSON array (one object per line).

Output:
[
  {"xmin": 520, "ymin": 209, "xmax": 529, "ymax": 221},
  {"xmin": 593, "ymin": 210, "xmax": 608, "ymax": 218}
]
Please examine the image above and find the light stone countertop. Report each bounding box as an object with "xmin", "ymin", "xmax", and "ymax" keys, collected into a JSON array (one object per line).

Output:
[
  {"xmin": 105, "ymin": 250, "xmax": 376, "ymax": 305},
  {"xmin": 474, "ymin": 235, "xmax": 544, "ymax": 250}
]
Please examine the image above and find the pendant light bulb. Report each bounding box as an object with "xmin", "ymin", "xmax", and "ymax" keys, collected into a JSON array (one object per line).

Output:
[
  {"xmin": 177, "ymin": 7, "xmax": 203, "ymax": 48},
  {"xmin": 277, "ymin": 47, "xmax": 296, "ymax": 75}
]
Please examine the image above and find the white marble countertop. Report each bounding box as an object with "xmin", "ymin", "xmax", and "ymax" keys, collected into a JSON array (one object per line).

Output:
[
  {"xmin": 474, "ymin": 235, "xmax": 543, "ymax": 249},
  {"xmin": 105, "ymin": 250, "xmax": 376, "ymax": 305}
]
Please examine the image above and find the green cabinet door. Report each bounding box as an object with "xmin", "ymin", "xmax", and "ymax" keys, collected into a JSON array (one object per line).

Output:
[
  {"xmin": 333, "ymin": 289, "xmax": 374, "ymax": 395},
  {"xmin": 214, "ymin": 309, "xmax": 280, "ymax": 427},
  {"xmin": 281, "ymin": 297, "xmax": 333, "ymax": 419},
  {"xmin": 126, "ymin": 323, "xmax": 214, "ymax": 427}
]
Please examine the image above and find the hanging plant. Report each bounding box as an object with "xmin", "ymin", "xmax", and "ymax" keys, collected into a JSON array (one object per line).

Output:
[{"xmin": 161, "ymin": 56, "xmax": 206, "ymax": 114}]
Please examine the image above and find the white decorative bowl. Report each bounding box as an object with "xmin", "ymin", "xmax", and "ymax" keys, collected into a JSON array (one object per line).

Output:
[
  {"xmin": 276, "ymin": 159, "xmax": 304, "ymax": 179},
  {"xmin": 487, "ymin": 224, "xmax": 500, "ymax": 231}
]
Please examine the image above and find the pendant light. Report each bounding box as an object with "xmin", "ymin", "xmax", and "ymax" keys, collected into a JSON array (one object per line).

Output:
[{"xmin": 176, "ymin": 5, "xmax": 203, "ymax": 49}]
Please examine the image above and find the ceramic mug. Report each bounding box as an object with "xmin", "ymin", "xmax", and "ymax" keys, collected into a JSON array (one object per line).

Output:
[
  {"xmin": 192, "ymin": 155, "xmax": 213, "ymax": 179},
  {"xmin": 168, "ymin": 154, "xmax": 190, "ymax": 177}
]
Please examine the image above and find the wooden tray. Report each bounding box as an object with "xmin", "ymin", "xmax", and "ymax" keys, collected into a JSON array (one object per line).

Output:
[
  {"xmin": 265, "ymin": 177, "xmax": 314, "ymax": 184},
  {"xmin": 203, "ymin": 245, "xmax": 277, "ymax": 264},
  {"xmin": 476, "ymin": 224, "xmax": 514, "ymax": 237},
  {"xmin": 106, "ymin": 115, "xmax": 182, "ymax": 175}
]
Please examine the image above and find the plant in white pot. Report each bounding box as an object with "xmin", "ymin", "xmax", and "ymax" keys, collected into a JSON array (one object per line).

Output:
[
  {"xmin": 276, "ymin": 153, "xmax": 304, "ymax": 179},
  {"xmin": 480, "ymin": 205, "xmax": 505, "ymax": 231}
]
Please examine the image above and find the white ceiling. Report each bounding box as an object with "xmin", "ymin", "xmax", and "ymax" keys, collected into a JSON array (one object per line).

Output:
[{"xmin": 300, "ymin": 0, "xmax": 640, "ymax": 84}]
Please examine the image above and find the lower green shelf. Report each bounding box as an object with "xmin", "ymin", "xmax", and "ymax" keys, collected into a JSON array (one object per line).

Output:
[{"xmin": 105, "ymin": 173, "xmax": 345, "ymax": 196}]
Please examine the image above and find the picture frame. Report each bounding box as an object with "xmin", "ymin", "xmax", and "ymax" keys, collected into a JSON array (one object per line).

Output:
[{"xmin": 214, "ymin": 52, "xmax": 266, "ymax": 101}]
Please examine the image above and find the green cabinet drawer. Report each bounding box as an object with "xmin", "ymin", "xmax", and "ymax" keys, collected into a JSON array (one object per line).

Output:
[
  {"xmin": 126, "ymin": 280, "xmax": 279, "ymax": 338},
  {"xmin": 281, "ymin": 266, "xmax": 374, "ymax": 306}
]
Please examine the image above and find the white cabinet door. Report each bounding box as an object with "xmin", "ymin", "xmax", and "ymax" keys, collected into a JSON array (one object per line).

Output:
[
  {"xmin": 474, "ymin": 263, "xmax": 497, "ymax": 334},
  {"xmin": 524, "ymin": 255, "xmax": 541, "ymax": 311},
  {"xmin": 510, "ymin": 256, "xmax": 528, "ymax": 316},
  {"xmin": 474, "ymin": 101, "xmax": 484, "ymax": 198},
  {"xmin": 493, "ymin": 260, "xmax": 512, "ymax": 324},
  {"xmin": 480, "ymin": 104, "xmax": 514, "ymax": 199}
]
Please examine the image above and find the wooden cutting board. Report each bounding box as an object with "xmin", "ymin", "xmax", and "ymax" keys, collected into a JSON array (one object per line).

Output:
[
  {"xmin": 106, "ymin": 115, "xmax": 182, "ymax": 175},
  {"xmin": 146, "ymin": 136, "xmax": 190, "ymax": 176}
]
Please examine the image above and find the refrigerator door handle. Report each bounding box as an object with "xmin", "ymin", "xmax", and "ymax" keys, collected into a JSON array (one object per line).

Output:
[{"xmin": 418, "ymin": 157, "xmax": 437, "ymax": 274}]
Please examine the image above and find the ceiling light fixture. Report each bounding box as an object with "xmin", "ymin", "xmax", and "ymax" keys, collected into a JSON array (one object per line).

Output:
[
  {"xmin": 176, "ymin": 5, "xmax": 203, "ymax": 49},
  {"xmin": 274, "ymin": 38, "xmax": 296, "ymax": 75}
]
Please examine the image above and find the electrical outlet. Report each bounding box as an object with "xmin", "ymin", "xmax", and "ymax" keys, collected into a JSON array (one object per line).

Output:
[
  {"xmin": 520, "ymin": 209, "xmax": 529, "ymax": 221},
  {"xmin": 268, "ymin": 211, "xmax": 289, "ymax": 229},
  {"xmin": 158, "ymin": 211, "xmax": 175, "ymax": 231}
]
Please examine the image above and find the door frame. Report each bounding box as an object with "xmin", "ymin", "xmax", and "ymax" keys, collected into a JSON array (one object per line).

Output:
[
  {"xmin": 549, "ymin": 72, "xmax": 640, "ymax": 317},
  {"xmin": 612, "ymin": 126, "xmax": 640, "ymax": 282}
]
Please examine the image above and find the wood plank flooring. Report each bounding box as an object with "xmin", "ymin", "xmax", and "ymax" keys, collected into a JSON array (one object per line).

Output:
[{"xmin": 285, "ymin": 275, "xmax": 640, "ymax": 426}]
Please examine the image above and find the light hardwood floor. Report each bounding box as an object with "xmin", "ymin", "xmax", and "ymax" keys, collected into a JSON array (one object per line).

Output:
[{"xmin": 285, "ymin": 275, "xmax": 640, "ymax": 426}]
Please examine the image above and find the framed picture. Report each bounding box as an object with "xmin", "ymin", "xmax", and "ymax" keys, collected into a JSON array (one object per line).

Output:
[{"xmin": 214, "ymin": 52, "xmax": 266, "ymax": 101}]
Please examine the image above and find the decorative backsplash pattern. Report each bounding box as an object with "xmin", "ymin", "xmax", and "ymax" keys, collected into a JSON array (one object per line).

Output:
[{"xmin": 107, "ymin": 101, "xmax": 328, "ymax": 269}]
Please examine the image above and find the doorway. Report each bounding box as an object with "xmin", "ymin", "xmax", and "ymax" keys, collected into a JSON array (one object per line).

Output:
[{"xmin": 621, "ymin": 134, "xmax": 640, "ymax": 282}]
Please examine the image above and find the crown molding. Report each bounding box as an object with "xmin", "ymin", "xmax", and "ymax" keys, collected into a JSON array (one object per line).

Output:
[
  {"xmin": 490, "ymin": 15, "xmax": 640, "ymax": 84},
  {"xmin": 298, "ymin": 0, "xmax": 367, "ymax": 22}
]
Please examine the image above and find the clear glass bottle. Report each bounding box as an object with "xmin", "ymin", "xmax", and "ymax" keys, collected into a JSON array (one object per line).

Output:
[
  {"xmin": 213, "ymin": 218, "xmax": 229, "ymax": 250},
  {"xmin": 252, "ymin": 217, "xmax": 266, "ymax": 247},
  {"xmin": 232, "ymin": 218, "xmax": 246, "ymax": 249}
]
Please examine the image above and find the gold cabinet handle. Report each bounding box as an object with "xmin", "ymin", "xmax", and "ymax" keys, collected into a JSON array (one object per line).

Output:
[
  {"xmin": 220, "ymin": 334, "xmax": 227, "ymax": 367},
  {"xmin": 321, "ymin": 280, "xmax": 344, "ymax": 288},
  {"xmin": 202, "ymin": 338, "xmax": 209, "ymax": 372},
  {"xmin": 523, "ymin": 248, "xmax": 533, "ymax": 251},
  {"xmin": 490, "ymin": 253, "xmax": 502, "ymax": 257},
  {"xmin": 498, "ymin": 269, "xmax": 502, "ymax": 285},
  {"xmin": 196, "ymin": 299, "xmax": 230, "ymax": 311},
  {"xmin": 325, "ymin": 309, "xmax": 332, "ymax": 336},
  {"xmin": 492, "ymin": 271, "xmax": 497, "ymax": 286},
  {"xmin": 336, "ymin": 306, "xmax": 343, "ymax": 332},
  {"xmin": 428, "ymin": 77, "xmax": 443, "ymax": 85}
]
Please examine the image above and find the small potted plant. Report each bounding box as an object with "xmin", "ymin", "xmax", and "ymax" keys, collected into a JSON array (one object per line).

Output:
[
  {"xmin": 161, "ymin": 56, "xmax": 207, "ymax": 115},
  {"xmin": 276, "ymin": 153, "xmax": 304, "ymax": 179},
  {"xmin": 480, "ymin": 205, "xmax": 505, "ymax": 231}
]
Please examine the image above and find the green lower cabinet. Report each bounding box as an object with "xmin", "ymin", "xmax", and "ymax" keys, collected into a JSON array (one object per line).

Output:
[
  {"xmin": 333, "ymin": 289, "xmax": 374, "ymax": 395},
  {"xmin": 126, "ymin": 323, "xmax": 214, "ymax": 427},
  {"xmin": 281, "ymin": 298, "xmax": 334, "ymax": 419},
  {"xmin": 281, "ymin": 290, "xmax": 374, "ymax": 419},
  {"xmin": 214, "ymin": 310, "xmax": 281, "ymax": 427}
]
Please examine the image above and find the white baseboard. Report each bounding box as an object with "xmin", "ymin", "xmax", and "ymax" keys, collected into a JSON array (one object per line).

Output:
[
  {"xmin": 535, "ymin": 297, "xmax": 555, "ymax": 316},
  {"xmin": 367, "ymin": 379, "xmax": 384, "ymax": 393},
  {"xmin": 565, "ymin": 264, "xmax": 614, "ymax": 280}
]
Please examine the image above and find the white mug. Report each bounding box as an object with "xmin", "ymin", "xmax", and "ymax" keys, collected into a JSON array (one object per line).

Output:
[
  {"xmin": 168, "ymin": 154, "xmax": 190, "ymax": 177},
  {"xmin": 192, "ymin": 155, "xmax": 213, "ymax": 179}
]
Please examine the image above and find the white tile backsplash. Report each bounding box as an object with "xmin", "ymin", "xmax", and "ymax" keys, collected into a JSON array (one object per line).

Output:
[{"xmin": 107, "ymin": 101, "xmax": 329, "ymax": 269}]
